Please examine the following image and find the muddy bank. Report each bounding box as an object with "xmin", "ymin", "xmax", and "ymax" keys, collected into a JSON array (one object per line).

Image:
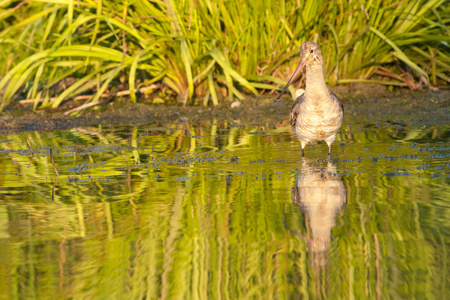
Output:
[{"xmin": 0, "ymin": 88, "xmax": 448, "ymax": 134}]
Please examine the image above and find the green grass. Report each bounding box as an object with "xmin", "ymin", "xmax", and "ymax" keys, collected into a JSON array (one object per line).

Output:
[{"xmin": 0, "ymin": 0, "xmax": 448, "ymax": 112}]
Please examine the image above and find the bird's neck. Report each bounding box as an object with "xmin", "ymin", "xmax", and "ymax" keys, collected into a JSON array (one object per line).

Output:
[{"xmin": 304, "ymin": 64, "xmax": 328, "ymax": 101}]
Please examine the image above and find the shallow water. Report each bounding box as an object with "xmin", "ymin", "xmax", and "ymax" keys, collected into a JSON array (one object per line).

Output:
[{"xmin": 0, "ymin": 116, "xmax": 448, "ymax": 299}]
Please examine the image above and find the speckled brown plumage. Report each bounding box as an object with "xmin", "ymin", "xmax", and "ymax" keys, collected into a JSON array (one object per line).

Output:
[{"xmin": 278, "ymin": 42, "xmax": 344, "ymax": 156}]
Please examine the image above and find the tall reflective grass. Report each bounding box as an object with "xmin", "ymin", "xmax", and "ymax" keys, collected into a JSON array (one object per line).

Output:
[{"xmin": 0, "ymin": 0, "xmax": 448, "ymax": 111}]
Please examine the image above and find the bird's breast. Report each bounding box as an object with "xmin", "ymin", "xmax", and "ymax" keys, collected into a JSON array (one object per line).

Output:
[{"xmin": 295, "ymin": 101, "xmax": 343, "ymax": 141}]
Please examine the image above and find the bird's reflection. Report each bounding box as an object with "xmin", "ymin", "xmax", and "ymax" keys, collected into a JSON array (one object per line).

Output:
[{"xmin": 291, "ymin": 159, "xmax": 347, "ymax": 266}]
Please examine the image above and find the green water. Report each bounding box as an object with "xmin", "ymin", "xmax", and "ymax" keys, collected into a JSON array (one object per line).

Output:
[{"xmin": 0, "ymin": 117, "xmax": 448, "ymax": 299}]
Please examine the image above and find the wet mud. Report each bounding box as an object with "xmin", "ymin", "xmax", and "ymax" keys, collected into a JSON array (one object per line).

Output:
[{"xmin": 0, "ymin": 87, "xmax": 448, "ymax": 134}]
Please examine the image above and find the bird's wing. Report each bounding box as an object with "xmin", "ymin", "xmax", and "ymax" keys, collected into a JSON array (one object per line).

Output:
[
  {"xmin": 330, "ymin": 91, "xmax": 344, "ymax": 114},
  {"xmin": 289, "ymin": 94, "xmax": 305, "ymax": 127}
]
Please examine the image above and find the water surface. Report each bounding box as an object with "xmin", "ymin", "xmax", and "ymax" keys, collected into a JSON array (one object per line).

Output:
[{"xmin": 0, "ymin": 115, "xmax": 448, "ymax": 299}]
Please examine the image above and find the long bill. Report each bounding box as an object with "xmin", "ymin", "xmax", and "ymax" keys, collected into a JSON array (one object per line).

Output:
[{"xmin": 276, "ymin": 58, "xmax": 306, "ymax": 101}]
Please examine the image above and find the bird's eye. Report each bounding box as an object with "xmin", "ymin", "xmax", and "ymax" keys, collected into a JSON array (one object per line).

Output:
[{"xmin": 310, "ymin": 50, "xmax": 313, "ymax": 53}]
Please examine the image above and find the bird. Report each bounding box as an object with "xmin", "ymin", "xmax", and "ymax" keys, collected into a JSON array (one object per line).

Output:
[{"xmin": 277, "ymin": 41, "xmax": 344, "ymax": 157}]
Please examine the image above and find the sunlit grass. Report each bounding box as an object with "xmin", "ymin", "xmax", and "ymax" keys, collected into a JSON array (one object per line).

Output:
[{"xmin": 0, "ymin": 0, "xmax": 448, "ymax": 112}]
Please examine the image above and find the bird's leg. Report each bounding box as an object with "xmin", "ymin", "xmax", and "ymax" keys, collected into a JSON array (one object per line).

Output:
[
  {"xmin": 327, "ymin": 142, "xmax": 332, "ymax": 157},
  {"xmin": 300, "ymin": 141, "xmax": 307, "ymax": 157}
]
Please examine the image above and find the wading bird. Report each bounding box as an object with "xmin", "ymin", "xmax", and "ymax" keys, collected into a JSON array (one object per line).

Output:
[{"xmin": 277, "ymin": 42, "xmax": 343, "ymax": 157}]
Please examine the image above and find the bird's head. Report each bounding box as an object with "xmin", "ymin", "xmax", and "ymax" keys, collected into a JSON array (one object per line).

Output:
[
  {"xmin": 300, "ymin": 41, "xmax": 323, "ymax": 69},
  {"xmin": 276, "ymin": 41, "xmax": 323, "ymax": 101}
]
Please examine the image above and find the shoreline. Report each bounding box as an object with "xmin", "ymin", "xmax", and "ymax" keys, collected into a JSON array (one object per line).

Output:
[{"xmin": 0, "ymin": 88, "xmax": 448, "ymax": 134}]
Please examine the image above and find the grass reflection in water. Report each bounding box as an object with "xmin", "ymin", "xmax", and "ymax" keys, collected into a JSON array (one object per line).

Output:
[{"xmin": 0, "ymin": 119, "xmax": 448, "ymax": 299}]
